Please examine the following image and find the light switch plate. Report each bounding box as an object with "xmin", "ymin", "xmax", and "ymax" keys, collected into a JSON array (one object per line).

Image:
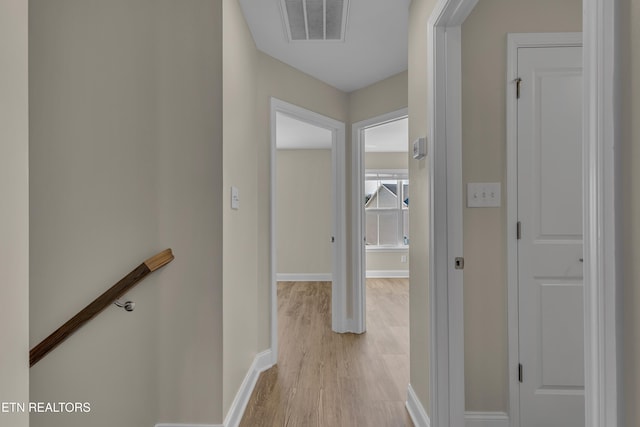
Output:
[
  {"xmin": 467, "ymin": 182, "xmax": 501, "ymax": 207},
  {"xmin": 231, "ymin": 186, "xmax": 240, "ymax": 210}
]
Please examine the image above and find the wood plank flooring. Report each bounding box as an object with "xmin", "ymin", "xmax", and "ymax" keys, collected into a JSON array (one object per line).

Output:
[{"xmin": 239, "ymin": 278, "xmax": 413, "ymax": 427}]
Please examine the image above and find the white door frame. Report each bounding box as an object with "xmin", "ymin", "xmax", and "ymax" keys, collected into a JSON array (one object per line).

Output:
[
  {"xmin": 427, "ymin": 1, "xmax": 477, "ymax": 425},
  {"xmin": 351, "ymin": 108, "xmax": 408, "ymax": 334},
  {"xmin": 427, "ymin": 1, "xmax": 619, "ymax": 426},
  {"xmin": 506, "ymin": 32, "xmax": 583, "ymax": 427},
  {"xmin": 269, "ymin": 98, "xmax": 347, "ymax": 362}
]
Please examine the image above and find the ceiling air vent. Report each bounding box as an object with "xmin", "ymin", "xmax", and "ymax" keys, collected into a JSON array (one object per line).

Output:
[{"xmin": 280, "ymin": 0, "xmax": 350, "ymax": 42}]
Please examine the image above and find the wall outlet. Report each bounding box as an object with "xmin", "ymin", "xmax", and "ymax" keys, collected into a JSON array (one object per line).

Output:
[{"xmin": 467, "ymin": 182, "xmax": 501, "ymax": 207}]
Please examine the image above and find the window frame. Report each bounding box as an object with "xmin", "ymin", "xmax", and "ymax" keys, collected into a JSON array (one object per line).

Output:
[{"xmin": 364, "ymin": 169, "xmax": 409, "ymax": 250}]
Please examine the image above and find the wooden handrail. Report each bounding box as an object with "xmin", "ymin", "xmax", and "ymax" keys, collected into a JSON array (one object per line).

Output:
[{"xmin": 30, "ymin": 248, "xmax": 174, "ymax": 367}]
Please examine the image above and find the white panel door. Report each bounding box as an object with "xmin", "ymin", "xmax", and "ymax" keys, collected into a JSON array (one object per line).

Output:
[{"xmin": 517, "ymin": 45, "xmax": 584, "ymax": 427}]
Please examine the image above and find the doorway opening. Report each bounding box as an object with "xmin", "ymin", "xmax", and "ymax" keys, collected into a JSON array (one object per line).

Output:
[{"xmin": 269, "ymin": 98, "xmax": 347, "ymax": 363}]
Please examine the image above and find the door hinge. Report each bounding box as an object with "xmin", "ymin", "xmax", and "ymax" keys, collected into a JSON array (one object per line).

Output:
[
  {"xmin": 515, "ymin": 77, "xmax": 522, "ymax": 99},
  {"xmin": 516, "ymin": 221, "xmax": 522, "ymax": 240},
  {"xmin": 518, "ymin": 363, "xmax": 523, "ymax": 383},
  {"xmin": 454, "ymin": 257, "xmax": 465, "ymax": 270}
]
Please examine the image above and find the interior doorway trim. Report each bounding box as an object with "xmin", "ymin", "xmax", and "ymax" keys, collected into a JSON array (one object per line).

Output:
[
  {"xmin": 506, "ymin": 32, "xmax": 584, "ymax": 427},
  {"xmin": 351, "ymin": 108, "xmax": 408, "ymax": 334},
  {"xmin": 582, "ymin": 0, "xmax": 619, "ymax": 424},
  {"xmin": 427, "ymin": 1, "xmax": 476, "ymax": 425},
  {"xmin": 428, "ymin": 0, "xmax": 619, "ymax": 426},
  {"xmin": 269, "ymin": 98, "xmax": 347, "ymax": 363}
]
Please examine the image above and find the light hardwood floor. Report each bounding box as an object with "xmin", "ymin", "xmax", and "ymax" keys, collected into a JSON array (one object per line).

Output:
[{"xmin": 239, "ymin": 278, "xmax": 413, "ymax": 427}]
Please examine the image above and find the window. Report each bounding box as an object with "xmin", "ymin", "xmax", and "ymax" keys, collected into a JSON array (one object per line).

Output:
[{"xmin": 364, "ymin": 170, "xmax": 409, "ymax": 248}]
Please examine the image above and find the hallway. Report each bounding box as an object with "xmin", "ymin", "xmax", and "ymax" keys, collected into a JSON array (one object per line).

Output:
[{"xmin": 239, "ymin": 279, "xmax": 412, "ymax": 427}]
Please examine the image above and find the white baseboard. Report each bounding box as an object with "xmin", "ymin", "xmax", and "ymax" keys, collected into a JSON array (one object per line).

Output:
[
  {"xmin": 276, "ymin": 273, "xmax": 332, "ymax": 282},
  {"xmin": 405, "ymin": 384, "xmax": 431, "ymax": 427},
  {"xmin": 156, "ymin": 424, "xmax": 222, "ymax": 427},
  {"xmin": 223, "ymin": 350, "xmax": 274, "ymax": 427},
  {"xmin": 366, "ymin": 270, "xmax": 409, "ymax": 278},
  {"xmin": 465, "ymin": 412, "xmax": 509, "ymax": 427}
]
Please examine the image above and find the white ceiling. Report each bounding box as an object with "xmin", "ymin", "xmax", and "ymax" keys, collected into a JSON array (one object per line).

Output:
[
  {"xmin": 238, "ymin": 0, "xmax": 410, "ymax": 92},
  {"xmin": 364, "ymin": 117, "xmax": 408, "ymax": 152},
  {"xmin": 276, "ymin": 112, "xmax": 332, "ymax": 149}
]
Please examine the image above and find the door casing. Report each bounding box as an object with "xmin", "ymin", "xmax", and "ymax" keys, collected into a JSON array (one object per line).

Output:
[{"xmin": 351, "ymin": 108, "xmax": 408, "ymax": 334}]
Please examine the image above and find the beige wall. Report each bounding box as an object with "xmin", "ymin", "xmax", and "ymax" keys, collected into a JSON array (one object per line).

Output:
[
  {"xmin": 277, "ymin": 150, "xmax": 332, "ymax": 275},
  {"xmin": 349, "ymin": 72, "xmax": 409, "ymax": 316},
  {"xmin": 29, "ymin": 2, "xmax": 159, "ymax": 425},
  {"xmin": 30, "ymin": 1, "xmax": 223, "ymax": 425},
  {"xmin": 365, "ymin": 152, "xmax": 410, "ymax": 273},
  {"xmin": 155, "ymin": 1, "xmax": 224, "ymax": 423},
  {"xmin": 622, "ymin": 0, "xmax": 640, "ymax": 425},
  {"xmin": 222, "ymin": 0, "xmax": 260, "ymax": 416},
  {"xmin": 461, "ymin": 0, "xmax": 582, "ymax": 412},
  {"xmin": 0, "ymin": 1, "xmax": 29, "ymax": 426},
  {"xmin": 365, "ymin": 152, "xmax": 409, "ymax": 170},
  {"xmin": 350, "ymin": 72, "xmax": 408, "ymax": 123},
  {"xmin": 408, "ymin": 0, "xmax": 438, "ymax": 411},
  {"xmin": 366, "ymin": 252, "xmax": 409, "ymax": 273}
]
